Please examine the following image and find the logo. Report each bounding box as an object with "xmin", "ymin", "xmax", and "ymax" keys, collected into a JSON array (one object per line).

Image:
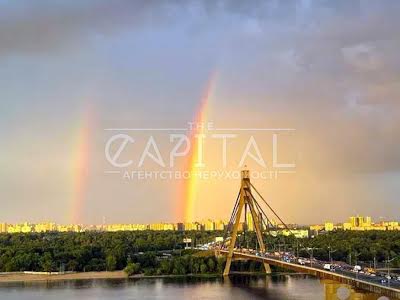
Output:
[{"xmin": 104, "ymin": 122, "xmax": 296, "ymax": 181}]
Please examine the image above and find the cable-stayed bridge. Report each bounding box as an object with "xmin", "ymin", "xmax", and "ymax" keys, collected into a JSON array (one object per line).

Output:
[{"xmin": 211, "ymin": 169, "xmax": 400, "ymax": 299}]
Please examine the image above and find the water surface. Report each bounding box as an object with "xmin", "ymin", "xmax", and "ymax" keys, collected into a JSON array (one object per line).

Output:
[{"xmin": 0, "ymin": 274, "xmax": 383, "ymax": 300}]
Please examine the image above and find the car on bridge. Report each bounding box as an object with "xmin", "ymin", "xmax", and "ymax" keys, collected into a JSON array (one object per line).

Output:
[
  {"xmin": 298, "ymin": 258, "xmax": 306, "ymax": 265},
  {"xmin": 323, "ymin": 264, "xmax": 337, "ymax": 271},
  {"xmin": 283, "ymin": 256, "xmax": 291, "ymax": 263},
  {"xmin": 353, "ymin": 265, "xmax": 362, "ymax": 272},
  {"xmin": 273, "ymin": 252, "xmax": 282, "ymax": 257}
]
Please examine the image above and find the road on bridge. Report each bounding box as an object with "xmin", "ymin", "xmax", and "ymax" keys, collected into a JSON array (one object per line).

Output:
[{"xmin": 215, "ymin": 248, "xmax": 400, "ymax": 298}]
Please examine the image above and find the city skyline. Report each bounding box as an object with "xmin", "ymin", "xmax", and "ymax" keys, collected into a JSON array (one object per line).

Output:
[{"xmin": 1, "ymin": 213, "xmax": 398, "ymax": 230}]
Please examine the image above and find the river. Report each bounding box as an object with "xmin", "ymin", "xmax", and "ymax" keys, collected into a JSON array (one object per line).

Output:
[{"xmin": 0, "ymin": 274, "xmax": 385, "ymax": 299}]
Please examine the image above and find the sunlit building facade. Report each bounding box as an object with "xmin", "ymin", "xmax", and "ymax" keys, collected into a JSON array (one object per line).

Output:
[{"xmin": 310, "ymin": 215, "xmax": 400, "ymax": 232}]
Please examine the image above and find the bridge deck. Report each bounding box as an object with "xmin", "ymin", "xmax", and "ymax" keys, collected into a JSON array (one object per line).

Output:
[{"xmin": 219, "ymin": 250, "xmax": 400, "ymax": 299}]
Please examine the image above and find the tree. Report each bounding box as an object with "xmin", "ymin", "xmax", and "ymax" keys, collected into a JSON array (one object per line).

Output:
[
  {"xmin": 40, "ymin": 252, "xmax": 53, "ymax": 272},
  {"xmin": 67, "ymin": 259, "xmax": 78, "ymax": 272},
  {"xmin": 207, "ymin": 258, "xmax": 215, "ymax": 273},
  {"xmin": 159, "ymin": 260, "xmax": 171, "ymax": 274},
  {"xmin": 200, "ymin": 263, "xmax": 208, "ymax": 274},
  {"xmin": 192, "ymin": 262, "xmax": 200, "ymax": 274},
  {"xmin": 124, "ymin": 262, "xmax": 141, "ymax": 276},
  {"xmin": 216, "ymin": 257, "xmax": 226, "ymax": 274},
  {"xmin": 106, "ymin": 255, "xmax": 117, "ymax": 271}
]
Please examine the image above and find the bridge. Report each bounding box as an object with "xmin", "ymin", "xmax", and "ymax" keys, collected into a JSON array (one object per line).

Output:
[
  {"xmin": 214, "ymin": 169, "xmax": 400, "ymax": 299},
  {"xmin": 216, "ymin": 249, "xmax": 400, "ymax": 299}
]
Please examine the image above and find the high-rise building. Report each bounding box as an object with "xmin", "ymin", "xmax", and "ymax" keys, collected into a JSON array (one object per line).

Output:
[
  {"xmin": 21, "ymin": 222, "xmax": 32, "ymax": 233},
  {"xmin": 0, "ymin": 223, "xmax": 7, "ymax": 233},
  {"xmin": 363, "ymin": 216, "xmax": 372, "ymax": 227},
  {"xmin": 176, "ymin": 223, "xmax": 184, "ymax": 231},
  {"xmin": 214, "ymin": 220, "xmax": 226, "ymax": 231},
  {"xmin": 35, "ymin": 222, "xmax": 56, "ymax": 233},
  {"xmin": 246, "ymin": 211, "xmax": 254, "ymax": 231},
  {"xmin": 349, "ymin": 216, "xmax": 357, "ymax": 227},
  {"xmin": 203, "ymin": 219, "xmax": 215, "ymax": 231},
  {"xmin": 149, "ymin": 223, "xmax": 174, "ymax": 231},
  {"xmin": 348, "ymin": 215, "xmax": 373, "ymax": 229},
  {"xmin": 324, "ymin": 222, "xmax": 334, "ymax": 231},
  {"xmin": 184, "ymin": 222, "xmax": 200, "ymax": 231}
]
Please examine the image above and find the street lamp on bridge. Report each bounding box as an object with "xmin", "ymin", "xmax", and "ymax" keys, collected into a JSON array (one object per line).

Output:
[
  {"xmin": 328, "ymin": 245, "xmax": 337, "ymax": 264},
  {"xmin": 302, "ymin": 247, "xmax": 320, "ymax": 268}
]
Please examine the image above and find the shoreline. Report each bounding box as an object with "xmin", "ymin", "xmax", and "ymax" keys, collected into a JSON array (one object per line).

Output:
[
  {"xmin": 0, "ymin": 271, "xmax": 305, "ymax": 284},
  {"xmin": 0, "ymin": 271, "xmax": 127, "ymax": 283}
]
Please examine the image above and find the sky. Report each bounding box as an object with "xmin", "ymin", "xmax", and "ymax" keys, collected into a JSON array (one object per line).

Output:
[{"xmin": 0, "ymin": 0, "xmax": 399, "ymax": 225}]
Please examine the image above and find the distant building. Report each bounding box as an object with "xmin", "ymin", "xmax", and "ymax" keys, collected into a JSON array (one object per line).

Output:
[
  {"xmin": 149, "ymin": 223, "xmax": 174, "ymax": 231},
  {"xmin": 0, "ymin": 223, "xmax": 7, "ymax": 233},
  {"xmin": 183, "ymin": 222, "xmax": 201, "ymax": 231},
  {"xmin": 309, "ymin": 215, "xmax": 400, "ymax": 232},
  {"xmin": 202, "ymin": 219, "xmax": 215, "ymax": 231},
  {"xmin": 346, "ymin": 215, "xmax": 374, "ymax": 230},
  {"xmin": 57, "ymin": 224, "xmax": 82, "ymax": 232},
  {"xmin": 343, "ymin": 222, "xmax": 352, "ymax": 230},
  {"xmin": 349, "ymin": 216, "xmax": 357, "ymax": 227},
  {"xmin": 35, "ymin": 222, "xmax": 56, "ymax": 233},
  {"xmin": 1, "ymin": 215, "xmax": 399, "ymax": 235},
  {"xmin": 364, "ymin": 216, "xmax": 372, "ymax": 227},
  {"xmin": 269, "ymin": 229, "xmax": 309, "ymax": 239},
  {"xmin": 214, "ymin": 220, "xmax": 226, "ymax": 231},
  {"xmin": 310, "ymin": 224, "xmax": 324, "ymax": 232},
  {"xmin": 176, "ymin": 223, "xmax": 184, "ymax": 231},
  {"xmin": 324, "ymin": 222, "xmax": 335, "ymax": 232},
  {"xmin": 246, "ymin": 211, "xmax": 254, "ymax": 231},
  {"xmin": 106, "ymin": 224, "xmax": 147, "ymax": 232}
]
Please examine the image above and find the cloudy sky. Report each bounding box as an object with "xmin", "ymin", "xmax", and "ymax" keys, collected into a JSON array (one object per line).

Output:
[{"xmin": 0, "ymin": 0, "xmax": 399, "ymax": 225}]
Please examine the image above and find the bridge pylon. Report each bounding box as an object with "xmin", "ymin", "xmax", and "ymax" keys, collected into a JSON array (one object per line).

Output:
[{"xmin": 223, "ymin": 169, "xmax": 271, "ymax": 276}]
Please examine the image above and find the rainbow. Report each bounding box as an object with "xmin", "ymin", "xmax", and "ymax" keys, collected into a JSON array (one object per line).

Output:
[
  {"xmin": 182, "ymin": 73, "xmax": 216, "ymax": 222},
  {"xmin": 71, "ymin": 106, "xmax": 92, "ymax": 224}
]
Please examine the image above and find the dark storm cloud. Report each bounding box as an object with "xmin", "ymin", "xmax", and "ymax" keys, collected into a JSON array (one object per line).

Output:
[
  {"xmin": 0, "ymin": 0, "xmax": 170, "ymax": 56},
  {"xmin": 1, "ymin": 1, "xmax": 398, "ymax": 57}
]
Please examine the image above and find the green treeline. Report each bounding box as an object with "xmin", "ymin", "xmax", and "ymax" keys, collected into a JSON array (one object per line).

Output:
[
  {"xmin": 0, "ymin": 230, "xmax": 399, "ymax": 273},
  {"xmin": 123, "ymin": 251, "xmax": 270, "ymax": 276},
  {"xmin": 0, "ymin": 231, "xmax": 221, "ymax": 273},
  {"xmin": 253, "ymin": 230, "xmax": 400, "ymax": 266},
  {"xmin": 300, "ymin": 230, "xmax": 400, "ymax": 266},
  {"xmin": 124, "ymin": 251, "xmax": 227, "ymax": 276}
]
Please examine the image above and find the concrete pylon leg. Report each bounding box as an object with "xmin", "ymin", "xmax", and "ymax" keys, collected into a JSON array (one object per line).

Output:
[
  {"xmin": 264, "ymin": 262, "xmax": 272, "ymax": 274},
  {"xmin": 223, "ymin": 199, "xmax": 244, "ymax": 276}
]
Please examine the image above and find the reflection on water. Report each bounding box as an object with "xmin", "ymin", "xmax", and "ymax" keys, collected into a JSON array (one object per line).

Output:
[
  {"xmin": 322, "ymin": 279, "xmax": 382, "ymax": 300},
  {"xmin": 0, "ymin": 275, "xmax": 385, "ymax": 300}
]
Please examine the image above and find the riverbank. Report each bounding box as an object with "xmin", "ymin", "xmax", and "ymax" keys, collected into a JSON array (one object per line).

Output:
[
  {"xmin": 0, "ymin": 271, "xmax": 127, "ymax": 283},
  {"xmin": 0, "ymin": 271, "xmax": 304, "ymax": 284}
]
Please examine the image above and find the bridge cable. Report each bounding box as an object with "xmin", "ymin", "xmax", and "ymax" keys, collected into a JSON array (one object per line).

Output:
[
  {"xmin": 253, "ymin": 195, "xmax": 281, "ymax": 232},
  {"xmin": 221, "ymin": 189, "xmax": 241, "ymax": 248},
  {"xmin": 250, "ymin": 194, "xmax": 276, "ymax": 250},
  {"xmin": 250, "ymin": 182, "xmax": 293, "ymax": 234},
  {"xmin": 227, "ymin": 190, "xmax": 240, "ymax": 232},
  {"xmin": 252, "ymin": 195, "xmax": 275, "ymax": 231}
]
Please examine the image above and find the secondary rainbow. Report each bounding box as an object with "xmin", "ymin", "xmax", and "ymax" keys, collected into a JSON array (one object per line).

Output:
[{"xmin": 71, "ymin": 106, "xmax": 92, "ymax": 224}]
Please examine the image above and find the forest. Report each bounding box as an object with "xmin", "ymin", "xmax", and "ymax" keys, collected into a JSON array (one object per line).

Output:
[{"xmin": 0, "ymin": 230, "xmax": 398, "ymax": 274}]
